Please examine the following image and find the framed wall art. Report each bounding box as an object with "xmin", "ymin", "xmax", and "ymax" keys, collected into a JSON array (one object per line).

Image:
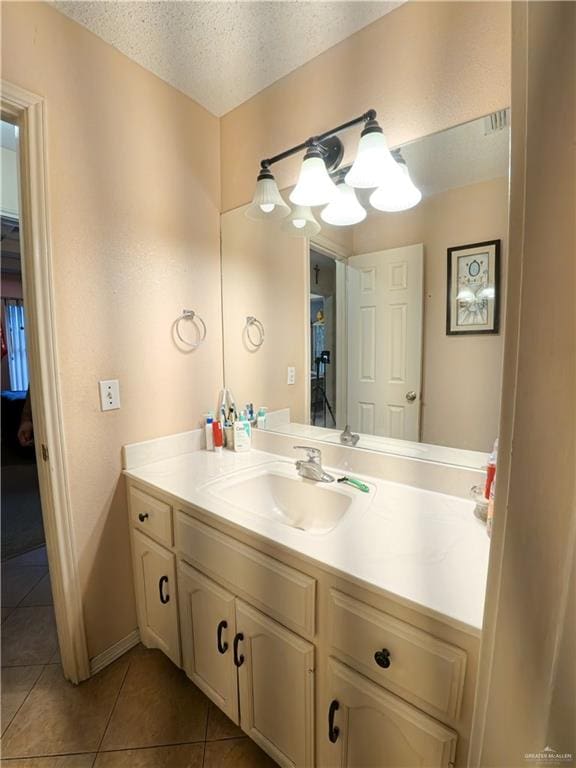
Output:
[{"xmin": 446, "ymin": 239, "xmax": 501, "ymax": 335}]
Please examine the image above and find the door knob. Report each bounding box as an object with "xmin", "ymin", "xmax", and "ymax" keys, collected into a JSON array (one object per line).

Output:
[
  {"xmin": 405, "ymin": 391, "xmax": 417, "ymax": 402},
  {"xmin": 138, "ymin": 512, "xmax": 149, "ymax": 522}
]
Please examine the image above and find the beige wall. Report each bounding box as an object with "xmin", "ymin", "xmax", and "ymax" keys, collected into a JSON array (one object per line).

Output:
[
  {"xmin": 221, "ymin": 208, "xmax": 308, "ymax": 422},
  {"xmin": 2, "ymin": 2, "xmax": 223, "ymax": 658},
  {"xmin": 220, "ymin": 1, "xmax": 511, "ymax": 212},
  {"xmin": 353, "ymin": 178, "xmax": 508, "ymax": 452},
  {"xmin": 473, "ymin": 2, "xmax": 575, "ymax": 764}
]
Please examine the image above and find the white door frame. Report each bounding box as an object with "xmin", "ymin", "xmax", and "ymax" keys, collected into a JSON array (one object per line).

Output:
[
  {"xmin": 309, "ymin": 236, "xmax": 350, "ymax": 430},
  {"xmin": 1, "ymin": 80, "xmax": 90, "ymax": 683}
]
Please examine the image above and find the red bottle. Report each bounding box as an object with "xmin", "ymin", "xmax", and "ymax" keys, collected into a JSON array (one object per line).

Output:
[
  {"xmin": 212, "ymin": 421, "xmax": 223, "ymax": 454},
  {"xmin": 484, "ymin": 438, "xmax": 498, "ymax": 500}
]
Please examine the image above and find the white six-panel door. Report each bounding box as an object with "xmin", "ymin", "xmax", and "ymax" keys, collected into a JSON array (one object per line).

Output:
[{"xmin": 347, "ymin": 244, "xmax": 424, "ymax": 440}]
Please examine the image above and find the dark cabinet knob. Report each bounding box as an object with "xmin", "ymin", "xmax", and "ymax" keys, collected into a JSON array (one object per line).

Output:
[
  {"xmin": 233, "ymin": 632, "xmax": 244, "ymax": 667},
  {"xmin": 328, "ymin": 699, "xmax": 340, "ymax": 743},
  {"xmin": 158, "ymin": 575, "xmax": 170, "ymax": 604},
  {"xmin": 138, "ymin": 512, "xmax": 149, "ymax": 522},
  {"xmin": 374, "ymin": 648, "xmax": 391, "ymax": 668},
  {"xmin": 217, "ymin": 620, "xmax": 228, "ymax": 654}
]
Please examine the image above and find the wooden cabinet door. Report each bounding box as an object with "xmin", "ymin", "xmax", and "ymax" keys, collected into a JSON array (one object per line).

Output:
[
  {"xmin": 236, "ymin": 600, "xmax": 315, "ymax": 768},
  {"xmin": 131, "ymin": 529, "xmax": 180, "ymax": 666},
  {"xmin": 178, "ymin": 560, "xmax": 239, "ymax": 724},
  {"xmin": 323, "ymin": 658, "xmax": 457, "ymax": 768}
]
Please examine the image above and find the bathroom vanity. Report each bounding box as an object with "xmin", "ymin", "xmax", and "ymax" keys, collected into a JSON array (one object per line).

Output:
[{"xmin": 124, "ymin": 438, "xmax": 489, "ymax": 768}]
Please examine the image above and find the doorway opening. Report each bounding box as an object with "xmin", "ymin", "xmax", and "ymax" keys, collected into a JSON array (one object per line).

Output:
[
  {"xmin": 1, "ymin": 117, "xmax": 57, "ymax": 663},
  {"xmin": 1, "ymin": 83, "xmax": 90, "ymax": 684},
  {"xmin": 308, "ymin": 245, "xmax": 347, "ymax": 431}
]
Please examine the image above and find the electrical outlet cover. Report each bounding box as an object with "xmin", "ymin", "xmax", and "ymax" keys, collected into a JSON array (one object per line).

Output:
[{"xmin": 99, "ymin": 379, "xmax": 121, "ymax": 411}]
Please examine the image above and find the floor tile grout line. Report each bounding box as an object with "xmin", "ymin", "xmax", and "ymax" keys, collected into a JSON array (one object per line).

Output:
[
  {"xmin": 1, "ymin": 660, "xmax": 59, "ymax": 668},
  {"xmin": 201, "ymin": 698, "xmax": 211, "ymax": 768},
  {"xmin": 92, "ymin": 737, "xmax": 211, "ymax": 757},
  {"xmin": 1, "ymin": 566, "xmax": 52, "ymax": 618},
  {"xmin": 0, "ymin": 748, "xmax": 98, "ymax": 762},
  {"xmin": 0, "ymin": 662, "xmax": 49, "ymax": 743},
  {"xmin": 94, "ymin": 654, "xmax": 132, "ymax": 754}
]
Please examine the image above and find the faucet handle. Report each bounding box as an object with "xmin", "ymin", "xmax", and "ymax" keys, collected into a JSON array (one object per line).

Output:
[{"xmin": 293, "ymin": 445, "xmax": 321, "ymax": 463}]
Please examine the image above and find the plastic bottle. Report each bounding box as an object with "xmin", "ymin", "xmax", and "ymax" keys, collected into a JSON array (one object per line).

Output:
[
  {"xmin": 487, "ymin": 473, "xmax": 496, "ymax": 537},
  {"xmin": 484, "ymin": 438, "xmax": 499, "ymax": 500},
  {"xmin": 212, "ymin": 421, "xmax": 223, "ymax": 454},
  {"xmin": 256, "ymin": 407, "xmax": 268, "ymax": 429},
  {"xmin": 233, "ymin": 417, "xmax": 251, "ymax": 452},
  {"xmin": 205, "ymin": 413, "xmax": 214, "ymax": 451}
]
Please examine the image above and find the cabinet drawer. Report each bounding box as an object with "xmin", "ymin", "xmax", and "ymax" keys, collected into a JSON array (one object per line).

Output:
[
  {"xmin": 129, "ymin": 485, "xmax": 173, "ymax": 547},
  {"xmin": 328, "ymin": 589, "xmax": 466, "ymax": 719},
  {"xmin": 176, "ymin": 512, "xmax": 315, "ymax": 638}
]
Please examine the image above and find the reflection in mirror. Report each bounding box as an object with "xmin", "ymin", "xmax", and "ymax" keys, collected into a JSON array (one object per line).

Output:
[{"xmin": 221, "ymin": 112, "xmax": 510, "ymax": 466}]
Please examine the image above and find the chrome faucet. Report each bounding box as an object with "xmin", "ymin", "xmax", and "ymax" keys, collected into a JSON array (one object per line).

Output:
[
  {"xmin": 294, "ymin": 446, "xmax": 335, "ymax": 483},
  {"xmin": 340, "ymin": 424, "xmax": 360, "ymax": 447}
]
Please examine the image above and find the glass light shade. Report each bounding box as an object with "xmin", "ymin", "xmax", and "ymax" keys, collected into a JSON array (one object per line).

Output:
[
  {"xmin": 345, "ymin": 130, "xmax": 398, "ymax": 189},
  {"xmin": 246, "ymin": 172, "xmax": 290, "ymax": 221},
  {"xmin": 289, "ymin": 154, "xmax": 339, "ymax": 207},
  {"xmin": 281, "ymin": 206, "xmax": 321, "ymax": 237},
  {"xmin": 369, "ymin": 163, "xmax": 422, "ymax": 212},
  {"xmin": 320, "ymin": 182, "xmax": 366, "ymax": 226}
]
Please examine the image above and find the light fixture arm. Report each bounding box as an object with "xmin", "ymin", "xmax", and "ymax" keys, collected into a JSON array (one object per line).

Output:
[{"xmin": 260, "ymin": 109, "xmax": 377, "ymax": 172}]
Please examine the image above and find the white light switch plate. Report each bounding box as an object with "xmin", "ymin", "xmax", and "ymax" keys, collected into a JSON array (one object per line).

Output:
[
  {"xmin": 287, "ymin": 366, "xmax": 296, "ymax": 385},
  {"xmin": 99, "ymin": 379, "xmax": 121, "ymax": 411}
]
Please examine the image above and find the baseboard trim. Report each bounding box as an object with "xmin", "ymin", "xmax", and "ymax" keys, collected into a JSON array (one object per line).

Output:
[{"xmin": 89, "ymin": 629, "xmax": 140, "ymax": 676}]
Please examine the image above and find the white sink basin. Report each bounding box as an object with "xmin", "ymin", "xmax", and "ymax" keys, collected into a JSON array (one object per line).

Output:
[{"xmin": 202, "ymin": 462, "xmax": 368, "ymax": 534}]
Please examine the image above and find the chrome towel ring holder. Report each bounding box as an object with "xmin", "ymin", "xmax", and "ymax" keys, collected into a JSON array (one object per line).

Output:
[
  {"xmin": 175, "ymin": 309, "xmax": 207, "ymax": 349},
  {"xmin": 245, "ymin": 316, "xmax": 265, "ymax": 349}
]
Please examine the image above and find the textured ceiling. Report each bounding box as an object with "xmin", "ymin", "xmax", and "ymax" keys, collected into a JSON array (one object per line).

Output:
[{"xmin": 53, "ymin": 1, "xmax": 403, "ymax": 116}]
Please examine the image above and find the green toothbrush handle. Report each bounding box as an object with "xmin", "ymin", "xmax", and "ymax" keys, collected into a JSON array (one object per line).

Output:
[{"xmin": 345, "ymin": 477, "xmax": 370, "ymax": 493}]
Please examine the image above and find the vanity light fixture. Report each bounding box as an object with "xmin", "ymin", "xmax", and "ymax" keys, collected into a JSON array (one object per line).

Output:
[
  {"xmin": 246, "ymin": 109, "xmax": 421, "ymax": 229},
  {"xmin": 245, "ymin": 168, "xmax": 290, "ymax": 220},
  {"xmin": 290, "ymin": 145, "xmax": 340, "ymax": 207},
  {"xmin": 281, "ymin": 205, "xmax": 321, "ymax": 237},
  {"xmin": 344, "ymin": 117, "xmax": 399, "ymax": 189},
  {"xmin": 247, "ymin": 110, "xmax": 374, "ymax": 222},
  {"xmin": 369, "ymin": 154, "xmax": 422, "ymax": 212},
  {"xmin": 320, "ymin": 175, "xmax": 367, "ymax": 227}
]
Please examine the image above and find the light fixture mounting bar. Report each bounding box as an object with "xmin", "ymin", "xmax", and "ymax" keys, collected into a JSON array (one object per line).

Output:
[{"xmin": 260, "ymin": 109, "xmax": 377, "ymax": 171}]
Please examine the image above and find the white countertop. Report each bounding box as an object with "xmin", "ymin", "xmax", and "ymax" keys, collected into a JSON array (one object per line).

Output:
[{"xmin": 124, "ymin": 448, "xmax": 490, "ymax": 633}]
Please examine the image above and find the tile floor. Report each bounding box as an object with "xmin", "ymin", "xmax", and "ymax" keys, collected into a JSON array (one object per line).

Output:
[{"xmin": 1, "ymin": 547, "xmax": 277, "ymax": 767}]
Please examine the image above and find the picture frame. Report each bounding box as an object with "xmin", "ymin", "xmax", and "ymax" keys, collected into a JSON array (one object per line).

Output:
[{"xmin": 446, "ymin": 239, "xmax": 501, "ymax": 335}]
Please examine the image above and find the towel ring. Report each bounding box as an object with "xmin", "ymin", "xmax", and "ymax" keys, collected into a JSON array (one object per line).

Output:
[
  {"xmin": 176, "ymin": 309, "xmax": 207, "ymax": 349},
  {"xmin": 245, "ymin": 316, "xmax": 265, "ymax": 349}
]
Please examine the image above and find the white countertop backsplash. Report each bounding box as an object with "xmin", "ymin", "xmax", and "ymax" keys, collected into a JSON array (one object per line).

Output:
[{"xmin": 123, "ymin": 430, "xmax": 490, "ymax": 633}]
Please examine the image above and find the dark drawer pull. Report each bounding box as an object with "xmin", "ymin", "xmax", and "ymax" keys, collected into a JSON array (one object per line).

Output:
[
  {"xmin": 374, "ymin": 648, "xmax": 391, "ymax": 668},
  {"xmin": 158, "ymin": 575, "xmax": 170, "ymax": 604},
  {"xmin": 217, "ymin": 620, "xmax": 228, "ymax": 654},
  {"xmin": 328, "ymin": 699, "xmax": 340, "ymax": 743},
  {"xmin": 138, "ymin": 512, "xmax": 149, "ymax": 522},
  {"xmin": 233, "ymin": 632, "xmax": 244, "ymax": 667}
]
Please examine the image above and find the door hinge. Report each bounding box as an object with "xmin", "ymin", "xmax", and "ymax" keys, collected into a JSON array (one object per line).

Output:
[{"xmin": 41, "ymin": 444, "xmax": 49, "ymax": 462}]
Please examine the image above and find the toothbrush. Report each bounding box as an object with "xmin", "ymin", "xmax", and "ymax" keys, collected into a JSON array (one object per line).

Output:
[{"xmin": 337, "ymin": 476, "xmax": 370, "ymax": 493}]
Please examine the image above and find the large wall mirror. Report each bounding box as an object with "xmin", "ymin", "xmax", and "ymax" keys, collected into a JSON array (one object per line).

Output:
[{"xmin": 221, "ymin": 112, "xmax": 510, "ymax": 467}]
